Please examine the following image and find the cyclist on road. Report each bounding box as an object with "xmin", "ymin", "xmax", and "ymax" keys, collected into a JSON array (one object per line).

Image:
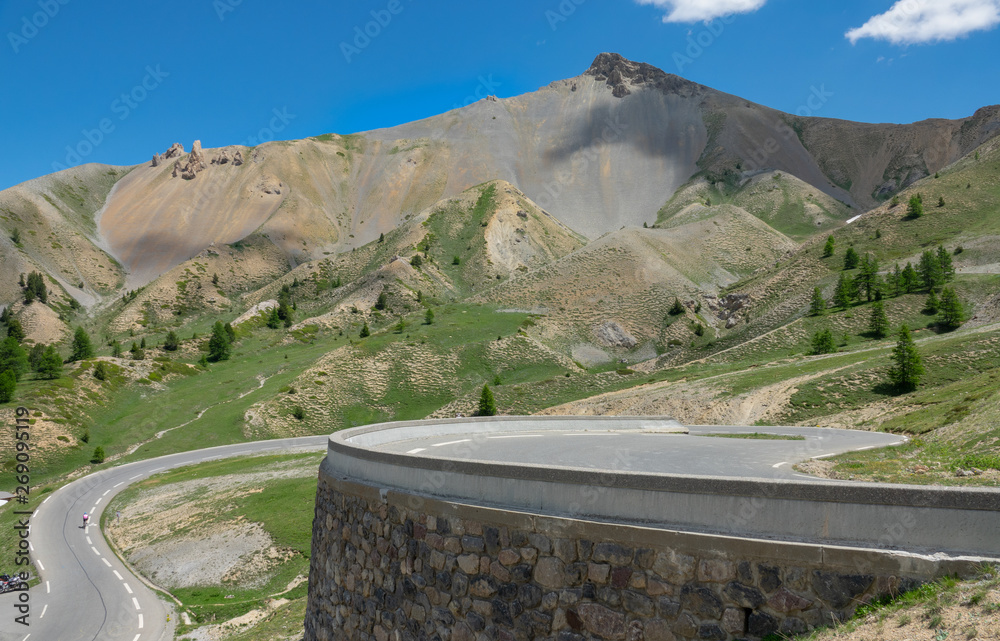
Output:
[{"xmin": 83, "ymin": 512, "xmax": 89, "ymax": 528}]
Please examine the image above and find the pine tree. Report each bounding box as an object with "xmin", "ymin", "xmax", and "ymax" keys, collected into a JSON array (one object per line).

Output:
[
  {"xmin": 163, "ymin": 330, "xmax": 180, "ymax": 352},
  {"xmin": 907, "ymin": 195, "xmax": 923, "ymax": 218},
  {"xmin": 937, "ymin": 287, "xmax": 963, "ymax": 330},
  {"xmin": 92, "ymin": 446, "xmax": 106, "ymax": 464},
  {"xmin": 375, "ymin": 290, "xmax": 388, "ymax": 311},
  {"xmin": 212, "ymin": 273, "xmax": 220, "ymax": 286},
  {"xmin": 208, "ymin": 321, "xmax": 231, "ymax": 361},
  {"xmin": 224, "ymin": 322, "xmax": 237, "ymax": 342},
  {"xmin": 888, "ymin": 325, "xmax": 924, "ymax": 390},
  {"xmin": 868, "ymin": 301, "xmax": 889, "ymax": 339},
  {"xmin": 854, "ymin": 254, "xmax": 880, "ymax": 302},
  {"xmin": 937, "ymin": 246, "xmax": 955, "ymax": 282},
  {"xmin": 918, "ymin": 250, "xmax": 943, "ymax": 292},
  {"xmin": 36, "ymin": 346, "xmax": 62, "ymax": 379},
  {"xmin": 0, "ymin": 337, "xmax": 28, "ymax": 381},
  {"xmin": 833, "ymin": 273, "xmax": 853, "ymax": 310},
  {"xmin": 360, "ymin": 322, "xmax": 370, "ymax": 338},
  {"xmin": 901, "ymin": 263, "xmax": 920, "ymax": 294},
  {"xmin": 476, "ymin": 384, "xmax": 497, "ymax": 416},
  {"xmin": 0, "ymin": 306, "xmax": 9, "ymax": 325},
  {"xmin": 111, "ymin": 340, "xmax": 123, "ymax": 358},
  {"xmin": 938, "ymin": 196, "xmax": 945, "ymax": 208},
  {"xmin": 925, "ymin": 289, "xmax": 939, "ymax": 314},
  {"xmin": 669, "ymin": 298, "xmax": 684, "ymax": 315},
  {"xmin": 809, "ymin": 287, "xmax": 826, "ymax": 316},
  {"xmin": 843, "ymin": 247, "xmax": 860, "ymax": 270},
  {"xmin": 424, "ymin": 308, "xmax": 435, "ymax": 325},
  {"xmin": 130, "ymin": 342, "xmax": 145, "ymax": 361},
  {"xmin": 890, "ymin": 264, "xmax": 903, "ymax": 297},
  {"xmin": 811, "ymin": 329, "xmax": 836, "ymax": 355},
  {"xmin": 93, "ymin": 361, "xmax": 110, "ymax": 381},
  {"xmin": 0, "ymin": 369, "xmax": 16, "ymax": 403},
  {"xmin": 822, "ymin": 236, "xmax": 835, "ymax": 258},
  {"xmin": 25, "ymin": 271, "xmax": 47, "ymax": 304},
  {"xmin": 266, "ymin": 306, "xmax": 281, "ymax": 329},
  {"xmin": 28, "ymin": 343, "xmax": 45, "ymax": 371},
  {"xmin": 68, "ymin": 326, "xmax": 95, "ymax": 362},
  {"xmin": 6, "ymin": 317, "xmax": 25, "ymax": 343}
]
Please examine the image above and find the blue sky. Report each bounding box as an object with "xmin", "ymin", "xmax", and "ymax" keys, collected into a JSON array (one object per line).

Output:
[{"xmin": 1, "ymin": 0, "xmax": 998, "ymax": 191}]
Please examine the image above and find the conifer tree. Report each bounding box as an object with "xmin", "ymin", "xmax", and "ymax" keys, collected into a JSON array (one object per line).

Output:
[
  {"xmin": 208, "ymin": 321, "xmax": 231, "ymax": 362},
  {"xmin": 669, "ymin": 298, "xmax": 684, "ymax": 315},
  {"xmin": 0, "ymin": 338, "xmax": 28, "ymax": 381},
  {"xmin": 809, "ymin": 287, "xmax": 826, "ymax": 316},
  {"xmin": 937, "ymin": 287, "xmax": 963, "ymax": 330},
  {"xmin": 6, "ymin": 317, "xmax": 25, "ymax": 343},
  {"xmin": 907, "ymin": 195, "xmax": 923, "ymax": 218},
  {"xmin": 0, "ymin": 370, "xmax": 16, "ymax": 403},
  {"xmin": 822, "ymin": 236, "xmax": 835, "ymax": 258},
  {"xmin": 163, "ymin": 330, "xmax": 180, "ymax": 352},
  {"xmin": 901, "ymin": 263, "xmax": 920, "ymax": 293},
  {"xmin": 937, "ymin": 245, "xmax": 955, "ymax": 282},
  {"xmin": 843, "ymin": 247, "xmax": 860, "ymax": 270},
  {"xmin": 918, "ymin": 250, "xmax": 943, "ymax": 291},
  {"xmin": 477, "ymin": 384, "xmax": 497, "ymax": 416},
  {"xmin": 833, "ymin": 273, "xmax": 853, "ymax": 310},
  {"xmin": 36, "ymin": 345, "xmax": 62, "ymax": 379},
  {"xmin": 811, "ymin": 329, "xmax": 836, "ymax": 355},
  {"xmin": 868, "ymin": 301, "xmax": 889, "ymax": 339},
  {"xmin": 68, "ymin": 326, "xmax": 95, "ymax": 362},
  {"xmin": 925, "ymin": 289, "xmax": 939, "ymax": 314},
  {"xmin": 854, "ymin": 254, "xmax": 880, "ymax": 302},
  {"xmin": 888, "ymin": 325, "xmax": 923, "ymax": 390},
  {"xmin": 424, "ymin": 308, "xmax": 435, "ymax": 325},
  {"xmin": 360, "ymin": 322, "xmax": 370, "ymax": 338}
]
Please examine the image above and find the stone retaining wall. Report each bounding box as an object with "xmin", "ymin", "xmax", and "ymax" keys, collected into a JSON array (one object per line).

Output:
[{"xmin": 305, "ymin": 471, "xmax": 977, "ymax": 641}]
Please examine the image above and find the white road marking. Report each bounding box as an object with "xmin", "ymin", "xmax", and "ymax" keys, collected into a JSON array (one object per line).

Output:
[
  {"xmin": 133, "ymin": 596, "xmax": 141, "ymax": 610},
  {"xmin": 856, "ymin": 445, "xmax": 876, "ymax": 451},
  {"xmin": 42, "ymin": 496, "xmax": 50, "ymax": 504},
  {"xmin": 134, "ymin": 635, "xmax": 142, "ymax": 641},
  {"xmin": 793, "ymin": 473, "xmax": 817, "ymax": 480},
  {"xmin": 772, "ymin": 462, "xmax": 788, "ymax": 468},
  {"xmin": 432, "ymin": 439, "xmax": 471, "ymax": 447},
  {"xmin": 28, "ymin": 542, "xmax": 33, "ymax": 552},
  {"xmin": 95, "ymin": 497, "xmax": 102, "ymax": 506},
  {"xmin": 488, "ymin": 434, "xmax": 542, "ymax": 439},
  {"xmin": 114, "ymin": 481, "xmax": 124, "ymax": 488},
  {"xmin": 40, "ymin": 604, "xmax": 47, "ymax": 619},
  {"xmin": 102, "ymin": 558, "xmax": 112, "ymax": 567},
  {"xmin": 46, "ymin": 581, "xmax": 50, "ymax": 594},
  {"xmin": 20, "ymin": 634, "xmax": 29, "ymax": 641},
  {"xmin": 92, "ymin": 546, "xmax": 100, "ymax": 555},
  {"xmin": 149, "ymin": 467, "xmax": 164, "ymax": 473},
  {"xmin": 406, "ymin": 448, "xmax": 426, "ymax": 454},
  {"xmin": 138, "ymin": 614, "xmax": 144, "ymax": 629},
  {"xmin": 87, "ymin": 536, "xmax": 92, "ymax": 545},
  {"xmin": 129, "ymin": 474, "xmax": 142, "ymax": 480},
  {"xmin": 32, "ymin": 510, "xmax": 37, "ymax": 518},
  {"xmin": 124, "ymin": 583, "xmax": 133, "ymax": 594},
  {"xmin": 566, "ymin": 432, "xmax": 619, "ymax": 436},
  {"xmin": 91, "ymin": 506, "xmax": 97, "ymax": 512},
  {"xmin": 812, "ymin": 453, "xmax": 837, "ymax": 459},
  {"xmin": 113, "ymin": 570, "xmax": 123, "ymax": 580},
  {"xmin": 36, "ymin": 560, "xmax": 44, "ymax": 571},
  {"xmin": 103, "ymin": 489, "xmax": 111, "ymax": 496}
]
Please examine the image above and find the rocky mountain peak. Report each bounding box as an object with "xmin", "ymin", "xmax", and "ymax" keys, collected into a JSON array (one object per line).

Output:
[{"xmin": 585, "ymin": 52, "xmax": 700, "ymax": 98}]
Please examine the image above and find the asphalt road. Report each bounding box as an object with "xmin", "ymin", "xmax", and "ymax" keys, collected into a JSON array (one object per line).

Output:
[
  {"xmin": 0, "ymin": 436, "xmax": 329, "ymax": 641},
  {"xmin": 376, "ymin": 425, "xmax": 908, "ymax": 480},
  {"xmin": 0, "ymin": 423, "xmax": 907, "ymax": 641}
]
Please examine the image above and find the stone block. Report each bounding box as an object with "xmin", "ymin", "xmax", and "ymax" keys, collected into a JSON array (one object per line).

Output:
[
  {"xmin": 758, "ymin": 563, "xmax": 782, "ymax": 593},
  {"xmin": 528, "ymin": 533, "xmax": 552, "ymax": 555},
  {"xmin": 672, "ymin": 613, "xmax": 697, "ymax": 638},
  {"xmin": 534, "ymin": 557, "xmax": 566, "ymax": 589},
  {"xmin": 589, "ymin": 563, "xmax": 611, "ymax": 584},
  {"xmin": 767, "ymin": 587, "xmax": 814, "ymax": 612},
  {"xmin": 697, "ymin": 623, "xmax": 727, "ymax": 640},
  {"xmin": 554, "ymin": 538, "xmax": 577, "ymax": 563},
  {"xmin": 622, "ymin": 590, "xmax": 655, "ymax": 617},
  {"xmin": 680, "ymin": 585, "xmax": 723, "ymax": 619},
  {"xmin": 491, "ymin": 561, "xmax": 511, "ymax": 583},
  {"xmin": 698, "ymin": 559, "xmax": 736, "ymax": 583},
  {"xmin": 576, "ymin": 603, "xmax": 626, "ymax": 640},
  {"xmin": 469, "ymin": 576, "xmax": 498, "ymax": 598},
  {"xmin": 498, "ymin": 548, "xmax": 520, "ymax": 566},
  {"xmin": 458, "ymin": 554, "xmax": 480, "ymax": 575},
  {"xmin": 723, "ymin": 581, "xmax": 765, "ymax": 609},
  {"xmin": 610, "ymin": 566, "xmax": 632, "ymax": 589},
  {"xmin": 652, "ymin": 550, "xmax": 695, "ymax": 583},
  {"xmin": 462, "ymin": 535, "xmax": 486, "ymax": 553},
  {"xmin": 644, "ymin": 619, "xmax": 675, "ymax": 641},
  {"xmin": 748, "ymin": 611, "xmax": 780, "ymax": 638},
  {"xmin": 811, "ymin": 571, "xmax": 874, "ymax": 610},
  {"xmin": 592, "ymin": 542, "xmax": 634, "ymax": 565},
  {"xmin": 722, "ymin": 607, "xmax": 745, "ymax": 634}
]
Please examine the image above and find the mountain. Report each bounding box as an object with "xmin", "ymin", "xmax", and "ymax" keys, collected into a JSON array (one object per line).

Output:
[{"xmin": 3, "ymin": 53, "xmax": 997, "ymax": 299}]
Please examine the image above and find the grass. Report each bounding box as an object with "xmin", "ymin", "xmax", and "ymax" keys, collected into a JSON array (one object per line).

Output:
[{"xmin": 107, "ymin": 452, "xmax": 322, "ymax": 633}]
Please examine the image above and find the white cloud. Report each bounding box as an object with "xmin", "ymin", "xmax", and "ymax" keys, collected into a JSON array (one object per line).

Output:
[
  {"xmin": 846, "ymin": 0, "xmax": 1000, "ymax": 44},
  {"xmin": 636, "ymin": 0, "xmax": 767, "ymax": 23}
]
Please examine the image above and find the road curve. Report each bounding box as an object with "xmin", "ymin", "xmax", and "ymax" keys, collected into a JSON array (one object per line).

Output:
[{"xmin": 0, "ymin": 436, "xmax": 329, "ymax": 641}]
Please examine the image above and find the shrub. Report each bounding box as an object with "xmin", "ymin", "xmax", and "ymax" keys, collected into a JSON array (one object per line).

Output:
[
  {"xmin": 292, "ymin": 406, "xmax": 305, "ymax": 421},
  {"xmin": 92, "ymin": 446, "xmax": 106, "ymax": 464},
  {"xmin": 93, "ymin": 361, "xmax": 110, "ymax": 381}
]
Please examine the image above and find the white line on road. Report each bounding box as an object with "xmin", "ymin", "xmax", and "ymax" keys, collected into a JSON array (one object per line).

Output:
[
  {"xmin": 103, "ymin": 489, "xmax": 111, "ymax": 496},
  {"xmin": 138, "ymin": 614, "xmax": 144, "ymax": 629},
  {"xmin": 406, "ymin": 448, "xmax": 426, "ymax": 454},
  {"xmin": 856, "ymin": 445, "xmax": 876, "ymax": 451},
  {"xmin": 92, "ymin": 546, "xmax": 100, "ymax": 555},
  {"xmin": 488, "ymin": 434, "xmax": 542, "ymax": 439},
  {"xmin": 149, "ymin": 467, "xmax": 164, "ymax": 473},
  {"xmin": 40, "ymin": 604, "xmax": 47, "ymax": 619},
  {"xmin": 812, "ymin": 453, "xmax": 837, "ymax": 459},
  {"xmin": 565, "ymin": 432, "xmax": 619, "ymax": 436},
  {"xmin": 114, "ymin": 481, "xmax": 124, "ymax": 488},
  {"xmin": 20, "ymin": 634, "xmax": 29, "ymax": 641},
  {"xmin": 36, "ymin": 560, "xmax": 44, "ymax": 571},
  {"xmin": 91, "ymin": 506, "xmax": 97, "ymax": 512},
  {"xmin": 124, "ymin": 583, "xmax": 133, "ymax": 594},
  {"xmin": 42, "ymin": 496, "xmax": 50, "ymax": 504},
  {"xmin": 432, "ymin": 439, "xmax": 471, "ymax": 447},
  {"xmin": 86, "ymin": 536, "xmax": 92, "ymax": 545},
  {"xmin": 95, "ymin": 497, "xmax": 102, "ymax": 505},
  {"xmin": 102, "ymin": 558, "xmax": 112, "ymax": 567},
  {"xmin": 772, "ymin": 462, "xmax": 788, "ymax": 468},
  {"xmin": 134, "ymin": 635, "xmax": 141, "ymax": 641},
  {"xmin": 45, "ymin": 581, "xmax": 49, "ymax": 593},
  {"xmin": 28, "ymin": 542, "xmax": 33, "ymax": 552},
  {"xmin": 133, "ymin": 597, "xmax": 141, "ymax": 610},
  {"xmin": 113, "ymin": 570, "xmax": 123, "ymax": 580},
  {"xmin": 129, "ymin": 474, "xmax": 142, "ymax": 480}
]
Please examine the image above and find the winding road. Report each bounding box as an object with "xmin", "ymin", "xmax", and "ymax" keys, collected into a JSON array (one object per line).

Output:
[
  {"xmin": 0, "ymin": 436, "xmax": 328, "ymax": 641},
  {"xmin": 0, "ymin": 423, "xmax": 907, "ymax": 641}
]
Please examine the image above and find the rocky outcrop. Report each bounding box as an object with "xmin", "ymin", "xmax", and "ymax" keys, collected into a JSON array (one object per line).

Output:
[
  {"xmin": 171, "ymin": 140, "xmax": 208, "ymax": 180},
  {"xmin": 211, "ymin": 146, "xmax": 244, "ymax": 166},
  {"xmin": 704, "ymin": 293, "xmax": 751, "ymax": 329},
  {"xmin": 586, "ymin": 52, "xmax": 700, "ymax": 99},
  {"xmin": 163, "ymin": 142, "xmax": 184, "ymax": 159},
  {"xmin": 596, "ymin": 321, "xmax": 638, "ymax": 349}
]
